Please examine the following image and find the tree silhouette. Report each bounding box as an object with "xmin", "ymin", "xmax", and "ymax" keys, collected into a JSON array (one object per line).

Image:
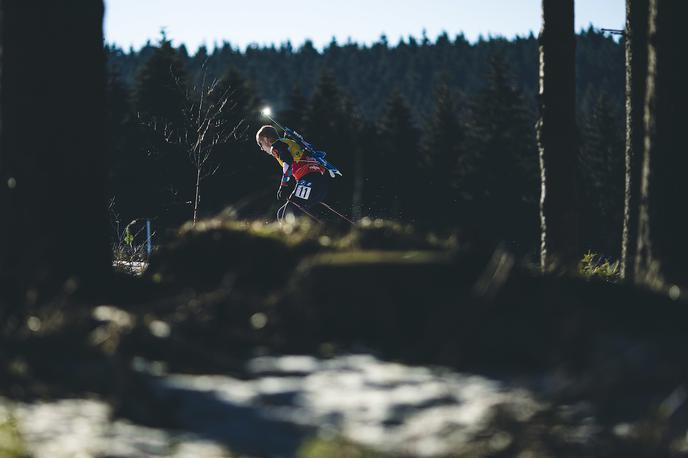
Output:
[
  {"xmin": 108, "ymin": 65, "xmax": 154, "ymax": 230},
  {"xmin": 420, "ymin": 81, "xmax": 464, "ymax": 226},
  {"xmin": 304, "ymin": 71, "xmax": 345, "ymax": 145},
  {"xmin": 282, "ymin": 84, "xmax": 308, "ymax": 129},
  {"xmin": 460, "ymin": 56, "xmax": 539, "ymax": 250},
  {"xmin": 168, "ymin": 64, "xmax": 241, "ymax": 224},
  {"xmin": 304, "ymin": 71, "xmax": 359, "ymax": 213},
  {"xmin": 203, "ymin": 66, "xmax": 268, "ymax": 218},
  {"xmin": 101, "ymin": 28, "xmax": 628, "ymax": 243},
  {"xmin": 135, "ymin": 31, "xmax": 186, "ymax": 128},
  {"xmin": 580, "ymin": 92, "xmax": 625, "ymax": 256},
  {"xmin": 0, "ymin": 0, "xmax": 110, "ymax": 307},
  {"xmin": 537, "ymin": 0, "xmax": 580, "ymax": 272},
  {"xmin": 376, "ymin": 90, "xmax": 420, "ymax": 220},
  {"xmin": 635, "ymin": 0, "xmax": 688, "ymax": 291},
  {"xmin": 134, "ymin": 32, "xmax": 192, "ymax": 226},
  {"xmin": 621, "ymin": 0, "xmax": 649, "ymax": 281}
]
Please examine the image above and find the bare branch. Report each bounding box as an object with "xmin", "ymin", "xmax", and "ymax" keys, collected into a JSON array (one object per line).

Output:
[{"xmin": 138, "ymin": 60, "xmax": 242, "ymax": 223}]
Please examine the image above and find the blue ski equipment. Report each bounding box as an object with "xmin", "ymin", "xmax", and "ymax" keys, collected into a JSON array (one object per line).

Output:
[{"xmin": 282, "ymin": 127, "xmax": 343, "ymax": 178}]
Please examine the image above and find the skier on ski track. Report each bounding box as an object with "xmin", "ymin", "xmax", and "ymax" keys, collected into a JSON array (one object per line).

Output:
[{"xmin": 256, "ymin": 124, "xmax": 330, "ymax": 214}]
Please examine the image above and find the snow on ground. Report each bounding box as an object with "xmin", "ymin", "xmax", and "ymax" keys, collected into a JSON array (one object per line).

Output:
[
  {"xmin": 3, "ymin": 354, "xmax": 546, "ymax": 457},
  {"xmin": 157, "ymin": 354, "xmax": 540, "ymax": 456},
  {"xmin": 1, "ymin": 399, "xmax": 233, "ymax": 458}
]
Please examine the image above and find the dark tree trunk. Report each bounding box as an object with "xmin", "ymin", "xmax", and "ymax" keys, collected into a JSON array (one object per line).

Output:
[
  {"xmin": 621, "ymin": 0, "xmax": 650, "ymax": 282},
  {"xmin": 635, "ymin": 0, "xmax": 688, "ymax": 291},
  {"xmin": 537, "ymin": 0, "xmax": 580, "ymax": 272},
  {"xmin": 0, "ymin": 1, "xmax": 111, "ymax": 309}
]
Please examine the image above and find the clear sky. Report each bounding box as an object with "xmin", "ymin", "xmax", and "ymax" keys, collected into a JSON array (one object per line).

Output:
[{"xmin": 104, "ymin": 0, "xmax": 625, "ymax": 52}]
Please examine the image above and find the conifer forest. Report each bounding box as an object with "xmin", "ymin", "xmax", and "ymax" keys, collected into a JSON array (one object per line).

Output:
[{"xmin": 107, "ymin": 27, "xmax": 624, "ymax": 259}]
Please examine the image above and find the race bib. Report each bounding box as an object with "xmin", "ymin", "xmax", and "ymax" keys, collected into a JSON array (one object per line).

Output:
[{"xmin": 294, "ymin": 184, "xmax": 312, "ymax": 200}]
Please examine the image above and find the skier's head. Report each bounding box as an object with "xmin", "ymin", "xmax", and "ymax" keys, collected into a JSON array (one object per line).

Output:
[{"xmin": 256, "ymin": 125, "xmax": 279, "ymax": 154}]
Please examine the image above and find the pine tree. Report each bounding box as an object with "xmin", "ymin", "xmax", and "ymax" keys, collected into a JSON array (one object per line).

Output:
[
  {"xmin": 376, "ymin": 90, "xmax": 420, "ymax": 220},
  {"xmin": 216, "ymin": 66, "xmax": 262, "ymax": 130},
  {"xmin": 107, "ymin": 65, "xmax": 153, "ymax": 226},
  {"xmin": 342, "ymin": 96, "xmax": 365, "ymax": 219},
  {"xmin": 304, "ymin": 71, "xmax": 345, "ymax": 144},
  {"xmin": 580, "ymin": 92, "xmax": 625, "ymax": 257},
  {"xmin": 133, "ymin": 32, "xmax": 193, "ymax": 226},
  {"xmin": 355, "ymin": 120, "xmax": 379, "ymax": 221},
  {"xmin": 420, "ymin": 82, "xmax": 464, "ymax": 226},
  {"xmin": 104, "ymin": 29, "xmax": 626, "ymax": 128},
  {"xmin": 214, "ymin": 66, "xmax": 262, "ymax": 157},
  {"xmin": 281, "ymin": 84, "xmax": 308, "ymax": 129},
  {"xmin": 460, "ymin": 55, "xmax": 539, "ymax": 251},
  {"xmin": 134, "ymin": 31, "xmax": 187, "ymax": 127},
  {"xmin": 304, "ymin": 71, "xmax": 359, "ymax": 212},
  {"xmin": 204, "ymin": 67, "xmax": 270, "ymax": 217}
]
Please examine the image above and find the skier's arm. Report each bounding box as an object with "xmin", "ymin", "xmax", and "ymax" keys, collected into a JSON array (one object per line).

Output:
[
  {"xmin": 280, "ymin": 162, "xmax": 292, "ymax": 186},
  {"xmin": 273, "ymin": 141, "xmax": 294, "ymax": 185},
  {"xmin": 270, "ymin": 141, "xmax": 292, "ymax": 200}
]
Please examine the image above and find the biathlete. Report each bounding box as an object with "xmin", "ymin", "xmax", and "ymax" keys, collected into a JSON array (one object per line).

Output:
[{"xmin": 256, "ymin": 125, "xmax": 332, "ymax": 220}]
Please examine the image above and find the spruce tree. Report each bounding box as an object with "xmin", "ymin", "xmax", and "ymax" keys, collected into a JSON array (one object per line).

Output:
[
  {"xmin": 107, "ymin": 65, "xmax": 151, "ymax": 227},
  {"xmin": 134, "ymin": 32, "xmax": 192, "ymax": 226},
  {"xmin": 420, "ymin": 82, "xmax": 464, "ymax": 226},
  {"xmin": 104, "ymin": 29, "xmax": 626, "ymax": 127},
  {"xmin": 304, "ymin": 71, "xmax": 359, "ymax": 212},
  {"xmin": 134, "ymin": 31, "xmax": 187, "ymax": 127},
  {"xmin": 204, "ymin": 67, "xmax": 269, "ymax": 217},
  {"xmin": 460, "ymin": 56, "xmax": 539, "ymax": 251},
  {"xmin": 216, "ymin": 66, "xmax": 262, "ymax": 130},
  {"xmin": 342, "ymin": 96, "xmax": 364, "ymax": 219},
  {"xmin": 376, "ymin": 90, "xmax": 420, "ymax": 220},
  {"xmin": 282, "ymin": 84, "xmax": 308, "ymax": 129},
  {"xmin": 580, "ymin": 93, "xmax": 625, "ymax": 257},
  {"xmin": 305, "ymin": 71, "xmax": 345, "ymax": 145},
  {"xmin": 356, "ymin": 121, "xmax": 381, "ymax": 219}
]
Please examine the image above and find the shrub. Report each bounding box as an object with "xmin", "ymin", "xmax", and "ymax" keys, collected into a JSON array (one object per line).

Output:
[{"xmin": 578, "ymin": 251, "xmax": 621, "ymax": 282}]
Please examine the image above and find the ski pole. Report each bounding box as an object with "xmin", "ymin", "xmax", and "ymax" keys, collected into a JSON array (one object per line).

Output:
[
  {"xmin": 319, "ymin": 202, "xmax": 356, "ymax": 225},
  {"xmin": 287, "ymin": 200, "xmax": 323, "ymax": 224},
  {"xmin": 276, "ymin": 200, "xmax": 290, "ymax": 224}
]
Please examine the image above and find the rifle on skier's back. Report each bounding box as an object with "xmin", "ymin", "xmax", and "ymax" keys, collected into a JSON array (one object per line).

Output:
[{"xmin": 282, "ymin": 127, "xmax": 343, "ymax": 178}]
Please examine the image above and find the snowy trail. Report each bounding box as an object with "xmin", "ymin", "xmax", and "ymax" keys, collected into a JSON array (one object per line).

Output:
[{"xmin": 4, "ymin": 354, "xmax": 543, "ymax": 458}]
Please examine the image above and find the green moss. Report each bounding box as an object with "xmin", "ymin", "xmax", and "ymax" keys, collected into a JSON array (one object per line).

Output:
[
  {"xmin": 297, "ymin": 436, "xmax": 388, "ymax": 458},
  {"xmin": 147, "ymin": 215, "xmax": 459, "ymax": 292},
  {"xmin": 178, "ymin": 217, "xmax": 325, "ymax": 248},
  {"xmin": 0, "ymin": 404, "xmax": 30, "ymax": 458},
  {"xmin": 336, "ymin": 218, "xmax": 455, "ymax": 251},
  {"xmin": 147, "ymin": 217, "xmax": 328, "ymax": 290},
  {"xmin": 298, "ymin": 250, "xmax": 454, "ymax": 268}
]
